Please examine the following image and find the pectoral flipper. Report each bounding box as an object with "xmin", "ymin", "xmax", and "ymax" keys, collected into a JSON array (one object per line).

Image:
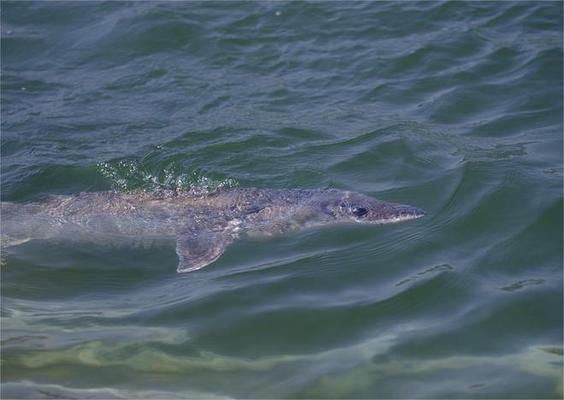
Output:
[{"xmin": 175, "ymin": 228, "xmax": 233, "ymax": 273}]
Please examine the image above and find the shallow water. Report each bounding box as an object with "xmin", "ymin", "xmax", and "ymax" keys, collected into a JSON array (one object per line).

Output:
[{"xmin": 1, "ymin": 2, "xmax": 563, "ymax": 398}]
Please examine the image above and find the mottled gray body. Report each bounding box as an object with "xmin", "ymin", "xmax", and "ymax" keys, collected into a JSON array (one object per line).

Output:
[{"xmin": 1, "ymin": 188, "xmax": 425, "ymax": 273}]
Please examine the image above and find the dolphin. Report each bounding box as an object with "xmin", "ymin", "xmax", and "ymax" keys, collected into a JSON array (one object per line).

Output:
[{"xmin": 0, "ymin": 188, "xmax": 425, "ymax": 273}]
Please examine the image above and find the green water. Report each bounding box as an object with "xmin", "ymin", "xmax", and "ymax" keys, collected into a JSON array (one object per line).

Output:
[{"xmin": 1, "ymin": 2, "xmax": 563, "ymax": 398}]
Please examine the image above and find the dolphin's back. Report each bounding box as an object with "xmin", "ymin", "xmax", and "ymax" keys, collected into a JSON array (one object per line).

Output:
[{"xmin": 1, "ymin": 193, "xmax": 177, "ymax": 246}]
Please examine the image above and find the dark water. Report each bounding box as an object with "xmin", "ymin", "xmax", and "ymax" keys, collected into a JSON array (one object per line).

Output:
[{"xmin": 1, "ymin": 2, "xmax": 563, "ymax": 398}]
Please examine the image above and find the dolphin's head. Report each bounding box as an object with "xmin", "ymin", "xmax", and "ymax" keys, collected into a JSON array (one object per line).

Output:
[{"xmin": 318, "ymin": 190, "xmax": 425, "ymax": 225}]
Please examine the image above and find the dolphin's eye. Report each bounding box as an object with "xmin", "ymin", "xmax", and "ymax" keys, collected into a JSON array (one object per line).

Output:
[{"xmin": 352, "ymin": 207, "xmax": 368, "ymax": 217}]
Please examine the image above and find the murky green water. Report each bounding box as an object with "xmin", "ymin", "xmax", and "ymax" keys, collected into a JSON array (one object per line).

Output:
[{"xmin": 1, "ymin": 2, "xmax": 562, "ymax": 398}]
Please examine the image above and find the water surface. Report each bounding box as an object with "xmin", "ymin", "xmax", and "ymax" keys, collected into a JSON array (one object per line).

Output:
[{"xmin": 1, "ymin": 2, "xmax": 563, "ymax": 398}]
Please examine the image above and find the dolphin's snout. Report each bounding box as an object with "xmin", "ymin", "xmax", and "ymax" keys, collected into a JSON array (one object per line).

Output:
[{"xmin": 394, "ymin": 204, "xmax": 426, "ymax": 219}]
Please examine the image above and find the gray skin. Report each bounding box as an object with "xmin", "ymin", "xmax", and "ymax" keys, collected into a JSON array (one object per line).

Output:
[{"xmin": 0, "ymin": 188, "xmax": 425, "ymax": 273}]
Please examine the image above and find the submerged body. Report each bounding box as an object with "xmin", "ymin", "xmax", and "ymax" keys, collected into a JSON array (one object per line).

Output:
[{"xmin": 1, "ymin": 188, "xmax": 425, "ymax": 273}]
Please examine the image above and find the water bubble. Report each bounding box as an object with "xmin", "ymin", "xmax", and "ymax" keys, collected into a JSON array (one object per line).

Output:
[{"xmin": 96, "ymin": 159, "xmax": 238, "ymax": 194}]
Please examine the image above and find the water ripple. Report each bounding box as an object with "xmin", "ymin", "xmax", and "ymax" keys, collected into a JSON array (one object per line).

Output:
[{"xmin": 1, "ymin": 1, "xmax": 562, "ymax": 398}]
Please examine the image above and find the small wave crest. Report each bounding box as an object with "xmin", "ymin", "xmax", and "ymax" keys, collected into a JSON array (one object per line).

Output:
[{"xmin": 96, "ymin": 159, "xmax": 238, "ymax": 194}]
